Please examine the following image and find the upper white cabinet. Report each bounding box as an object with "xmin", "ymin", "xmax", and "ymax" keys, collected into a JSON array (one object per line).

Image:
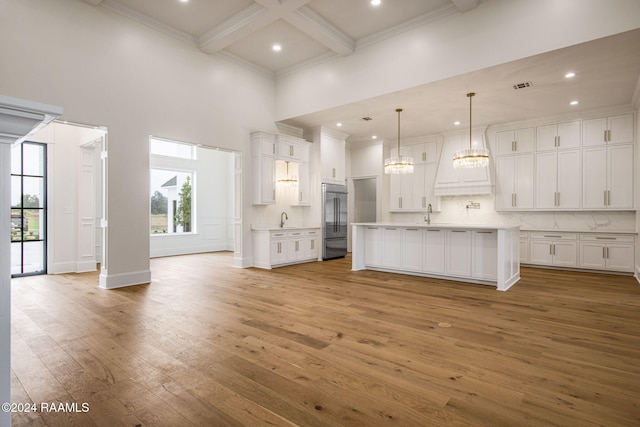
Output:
[
  {"xmin": 495, "ymin": 127, "xmax": 535, "ymax": 156},
  {"xmin": 535, "ymin": 149, "xmax": 581, "ymax": 209},
  {"xmin": 389, "ymin": 139, "xmax": 440, "ymax": 212},
  {"xmin": 251, "ymin": 131, "xmax": 276, "ymax": 205},
  {"xmin": 582, "ymin": 144, "xmax": 633, "ymax": 209},
  {"xmin": 277, "ymin": 134, "xmax": 309, "ymax": 162},
  {"xmin": 305, "ymin": 127, "xmax": 347, "ymax": 185},
  {"xmin": 536, "ymin": 121, "xmax": 581, "ymax": 151},
  {"xmin": 495, "ymin": 154, "xmax": 534, "ymax": 210},
  {"xmin": 583, "ymin": 113, "xmax": 634, "ymax": 147}
]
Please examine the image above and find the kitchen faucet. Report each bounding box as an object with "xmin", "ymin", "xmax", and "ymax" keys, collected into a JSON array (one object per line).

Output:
[
  {"xmin": 425, "ymin": 203, "xmax": 432, "ymax": 224},
  {"xmin": 280, "ymin": 211, "xmax": 288, "ymax": 228}
]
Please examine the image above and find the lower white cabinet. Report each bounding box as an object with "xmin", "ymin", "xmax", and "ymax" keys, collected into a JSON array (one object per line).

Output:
[
  {"xmin": 472, "ymin": 230, "xmax": 497, "ymax": 280},
  {"xmin": 530, "ymin": 233, "xmax": 577, "ymax": 267},
  {"xmin": 579, "ymin": 234, "xmax": 635, "ymax": 272},
  {"xmin": 364, "ymin": 226, "xmax": 382, "ymax": 266},
  {"xmin": 382, "ymin": 227, "xmax": 402, "ymax": 269},
  {"xmin": 253, "ymin": 228, "xmax": 320, "ymax": 268},
  {"xmin": 402, "ymin": 228, "xmax": 423, "ymax": 271},
  {"xmin": 447, "ymin": 230, "xmax": 472, "ymax": 277},
  {"xmin": 520, "ymin": 232, "xmax": 530, "ymax": 263},
  {"xmin": 423, "ymin": 229, "xmax": 445, "ymax": 274}
]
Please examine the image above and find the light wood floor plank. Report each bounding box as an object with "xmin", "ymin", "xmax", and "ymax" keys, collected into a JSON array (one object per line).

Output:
[{"xmin": 10, "ymin": 253, "xmax": 640, "ymax": 426}]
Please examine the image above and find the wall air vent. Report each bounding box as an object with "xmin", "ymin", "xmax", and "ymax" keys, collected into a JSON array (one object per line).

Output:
[
  {"xmin": 361, "ymin": 116, "xmax": 373, "ymax": 121},
  {"xmin": 513, "ymin": 81, "xmax": 533, "ymax": 90}
]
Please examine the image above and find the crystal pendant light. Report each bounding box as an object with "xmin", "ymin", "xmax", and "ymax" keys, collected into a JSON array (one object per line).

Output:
[
  {"xmin": 453, "ymin": 92, "xmax": 489, "ymax": 169},
  {"xmin": 384, "ymin": 108, "xmax": 414, "ymax": 174},
  {"xmin": 277, "ymin": 161, "xmax": 298, "ymax": 186}
]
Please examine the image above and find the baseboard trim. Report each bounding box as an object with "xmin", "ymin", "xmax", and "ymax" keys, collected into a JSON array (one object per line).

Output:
[
  {"xmin": 233, "ymin": 256, "xmax": 252, "ymax": 268},
  {"xmin": 99, "ymin": 269, "xmax": 151, "ymax": 289}
]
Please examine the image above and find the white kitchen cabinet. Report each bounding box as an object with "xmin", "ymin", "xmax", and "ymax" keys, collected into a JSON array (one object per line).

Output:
[
  {"xmin": 321, "ymin": 132, "xmax": 345, "ymax": 184},
  {"xmin": 579, "ymin": 234, "xmax": 635, "ymax": 272},
  {"xmin": 364, "ymin": 226, "xmax": 382, "ymax": 267},
  {"xmin": 495, "ymin": 127, "xmax": 535, "ymax": 156},
  {"xmin": 423, "ymin": 229, "xmax": 445, "ymax": 274},
  {"xmin": 583, "ymin": 113, "xmax": 634, "ymax": 147},
  {"xmin": 253, "ymin": 228, "xmax": 321, "ymax": 269},
  {"xmin": 495, "ymin": 154, "xmax": 534, "ymax": 210},
  {"xmin": 251, "ymin": 131, "xmax": 276, "ymax": 205},
  {"xmin": 471, "ymin": 230, "xmax": 497, "ymax": 280},
  {"xmin": 293, "ymin": 162, "xmax": 311, "ymax": 206},
  {"xmin": 402, "ymin": 228, "xmax": 423, "ymax": 271},
  {"xmin": 535, "ymin": 149, "xmax": 580, "ymax": 209},
  {"xmin": 536, "ymin": 120, "xmax": 581, "ymax": 151},
  {"xmin": 390, "ymin": 141, "xmax": 439, "ymax": 212},
  {"xmin": 582, "ymin": 144, "xmax": 633, "ymax": 210},
  {"xmin": 389, "ymin": 145, "xmax": 415, "ymax": 211},
  {"xmin": 447, "ymin": 230, "xmax": 472, "ymax": 277},
  {"xmin": 382, "ymin": 227, "xmax": 402, "ymax": 269},
  {"xmin": 277, "ymin": 134, "xmax": 309, "ymax": 162},
  {"xmin": 529, "ymin": 233, "xmax": 577, "ymax": 267}
]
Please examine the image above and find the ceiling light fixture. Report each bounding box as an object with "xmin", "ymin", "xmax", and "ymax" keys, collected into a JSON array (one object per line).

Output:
[
  {"xmin": 277, "ymin": 161, "xmax": 298, "ymax": 186},
  {"xmin": 371, "ymin": 0, "xmax": 381, "ymax": 6},
  {"xmin": 570, "ymin": 100, "xmax": 579, "ymax": 105},
  {"xmin": 565, "ymin": 72, "xmax": 576, "ymax": 78},
  {"xmin": 384, "ymin": 108, "xmax": 413, "ymax": 174},
  {"xmin": 336, "ymin": 122, "xmax": 342, "ymax": 127},
  {"xmin": 272, "ymin": 44, "xmax": 282, "ymax": 52},
  {"xmin": 453, "ymin": 92, "xmax": 489, "ymax": 169}
]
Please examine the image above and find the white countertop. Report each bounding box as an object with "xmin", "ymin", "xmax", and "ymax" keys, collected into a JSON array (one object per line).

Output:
[
  {"xmin": 520, "ymin": 228, "xmax": 637, "ymax": 234},
  {"xmin": 252, "ymin": 224, "xmax": 321, "ymax": 231},
  {"xmin": 352, "ymin": 222, "xmax": 520, "ymax": 230}
]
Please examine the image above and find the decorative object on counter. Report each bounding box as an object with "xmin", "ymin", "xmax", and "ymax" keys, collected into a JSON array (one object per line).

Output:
[
  {"xmin": 384, "ymin": 108, "xmax": 414, "ymax": 174},
  {"xmin": 453, "ymin": 92, "xmax": 489, "ymax": 169},
  {"xmin": 277, "ymin": 160, "xmax": 298, "ymax": 186},
  {"xmin": 466, "ymin": 201, "xmax": 481, "ymax": 209}
]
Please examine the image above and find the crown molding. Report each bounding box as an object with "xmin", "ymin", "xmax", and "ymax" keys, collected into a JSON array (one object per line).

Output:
[
  {"xmin": 101, "ymin": 0, "xmax": 197, "ymax": 47},
  {"xmin": 215, "ymin": 51, "xmax": 275, "ymax": 80}
]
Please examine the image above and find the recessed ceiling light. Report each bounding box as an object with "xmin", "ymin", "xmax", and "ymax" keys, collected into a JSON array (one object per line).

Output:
[
  {"xmin": 453, "ymin": 121, "xmax": 461, "ymax": 126},
  {"xmin": 272, "ymin": 44, "xmax": 282, "ymax": 52},
  {"xmin": 371, "ymin": 0, "xmax": 381, "ymax": 5},
  {"xmin": 565, "ymin": 72, "xmax": 576, "ymax": 78},
  {"xmin": 179, "ymin": 0, "xmax": 188, "ymax": 3},
  {"xmin": 336, "ymin": 122, "xmax": 342, "ymax": 127},
  {"xmin": 570, "ymin": 100, "xmax": 579, "ymax": 105},
  {"xmin": 372, "ymin": 135, "xmax": 377, "ymax": 139}
]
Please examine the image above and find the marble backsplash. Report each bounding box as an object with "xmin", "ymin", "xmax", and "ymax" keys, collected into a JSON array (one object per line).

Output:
[{"xmin": 388, "ymin": 194, "xmax": 637, "ymax": 233}]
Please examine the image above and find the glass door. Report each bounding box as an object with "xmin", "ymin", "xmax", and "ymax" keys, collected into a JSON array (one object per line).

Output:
[{"xmin": 11, "ymin": 142, "xmax": 47, "ymax": 277}]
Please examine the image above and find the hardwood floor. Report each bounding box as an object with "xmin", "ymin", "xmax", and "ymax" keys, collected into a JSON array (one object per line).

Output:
[{"xmin": 10, "ymin": 252, "xmax": 640, "ymax": 426}]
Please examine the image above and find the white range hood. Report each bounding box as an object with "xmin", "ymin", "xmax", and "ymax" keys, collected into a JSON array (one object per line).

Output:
[{"xmin": 434, "ymin": 127, "xmax": 494, "ymax": 196}]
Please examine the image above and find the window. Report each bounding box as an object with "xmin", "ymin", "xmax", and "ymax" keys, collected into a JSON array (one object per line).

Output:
[
  {"xmin": 150, "ymin": 169, "xmax": 194, "ymax": 234},
  {"xmin": 150, "ymin": 137, "xmax": 196, "ymax": 235}
]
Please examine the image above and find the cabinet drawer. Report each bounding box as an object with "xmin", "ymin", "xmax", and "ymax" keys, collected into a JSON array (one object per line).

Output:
[
  {"xmin": 304, "ymin": 229, "xmax": 320, "ymax": 236},
  {"xmin": 530, "ymin": 232, "xmax": 577, "ymax": 240},
  {"xmin": 579, "ymin": 234, "xmax": 635, "ymax": 243},
  {"xmin": 270, "ymin": 231, "xmax": 288, "ymax": 239}
]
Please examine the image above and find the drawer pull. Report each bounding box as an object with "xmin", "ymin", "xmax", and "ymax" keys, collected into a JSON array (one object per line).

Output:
[
  {"xmin": 543, "ymin": 235, "xmax": 562, "ymax": 238},
  {"xmin": 595, "ymin": 237, "xmax": 616, "ymax": 240}
]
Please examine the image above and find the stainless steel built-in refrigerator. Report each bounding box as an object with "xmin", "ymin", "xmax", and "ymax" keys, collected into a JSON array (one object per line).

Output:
[{"xmin": 321, "ymin": 183, "xmax": 348, "ymax": 260}]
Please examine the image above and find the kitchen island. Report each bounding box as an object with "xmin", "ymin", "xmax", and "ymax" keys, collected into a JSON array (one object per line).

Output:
[{"xmin": 352, "ymin": 223, "xmax": 520, "ymax": 291}]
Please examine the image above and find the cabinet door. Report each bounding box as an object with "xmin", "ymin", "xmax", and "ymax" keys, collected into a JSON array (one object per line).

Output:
[
  {"xmin": 582, "ymin": 146, "xmax": 607, "ymax": 209},
  {"xmin": 495, "ymin": 130, "xmax": 515, "ymax": 156},
  {"xmin": 253, "ymin": 155, "xmax": 275, "ymax": 205},
  {"xmin": 364, "ymin": 227, "xmax": 382, "ymax": 266},
  {"xmin": 412, "ymin": 163, "xmax": 426, "ymax": 210},
  {"xmin": 530, "ymin": 241, "xmax": 553, "ymax": 265},
  {"xmin": 606, "ymin": 243, "xmax": 634, "ymax": 271},
  {"xmin": 423, "ymin": 229, "xmax": 445, "ymax": 274},
  {"xmin": 382, "ymin": 227, "xmax": 402, "ymax": 268},
  {"xmin": 519, "ymin": 238, "xmax": 529, "ymax": 263},
  {"xmin": 582, "ymin": 117, "xmax": 608, "ymax": 147},
  {"xmin": 556, "ymin": 121, "xmax": 581, "ymax": 149},
  {"xmin": 447, "ymin": 230, "xmax": 471, "ymax": 277},
  {"xmin": 472, "ymin": 231, "xmax": 497, "ymax": 280},
  {"xmin": 535, "ymin": 152, "xmax": 558, "ymax": 209},
  {"xmin": 608, "ymin": 144, "xmax": 633, "ymax": 209},
  {"xmin": 402, "ymin": 228, "xmax": 423, "ymax": 271},
  {"xmin": 536, "ymin": 124, "xmax": 559, "ymax": 151},
  {"xmin": 322, "ymin": 134, "xmax": 345, "ymax": 184},
  {"xmin": 514, "ymin": 127, "xmax": 535, "ymax": 153},
  {"xmin": 608, "ymin": 113, "xmax": 634, "ymax": 145},
  {"xmin": 514, "ymin": 154, "xmax": 534, "ymax": 209},
  {"xmin": 295, "ymin": 162, "xmax": 311, "ymax": 206},
  {"xmin": 556, "ymin": 150, "xmax": 580, "ymax": 209},
  {"xmin": 552, "ymin": 241, "xmax": 577, "ymax": 267},
  {"xmin": 270, "ymin": 240, "xmax": 287, "ymax": 265},
  {"xmin": 494, "ymin": 156, "xmax": 514, "ymax": 210},
  {"xmin": 579, "ymin": 242, "xmax": 606, "ymax": 269}
]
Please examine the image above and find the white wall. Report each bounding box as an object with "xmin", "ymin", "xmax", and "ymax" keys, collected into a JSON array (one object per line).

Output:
[
  {"xmin": 150, "ymin": 147, "xmax": 235, "ymax": 257},
  {"xmin": 0, "ymin": 142, "xmax": 10, "ymax": 427},
  {"xmin": 275, "ymin": 0, "xmax": 640, "ymax": 121},
  {"xmin": 0, "ymin": 0, "xmax": 277, "ymax": 287}
]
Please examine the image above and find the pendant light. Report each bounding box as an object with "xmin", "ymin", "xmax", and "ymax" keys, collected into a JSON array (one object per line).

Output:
[
  {"xmin": 453, "ymin": 92, "xmax": 489, "ymax": 169},
  {"xmin": 277, "ymin": 161, "xmax": 298, "ymax": 186},
  {"xmin": 384, "ymin": 108, "xmax": 414, "ymax": 174}
]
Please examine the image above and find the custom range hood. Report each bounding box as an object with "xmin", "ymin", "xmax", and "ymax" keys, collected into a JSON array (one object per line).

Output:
[{"xmin": 433, "ymin": 127, "xmax": 494, "ymax": 196}]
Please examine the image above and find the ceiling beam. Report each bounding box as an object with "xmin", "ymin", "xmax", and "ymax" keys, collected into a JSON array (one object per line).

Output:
[
  {"xmin": 450, "ymin": 0, "xmax": 479, "ymax": 13},
  {"xmin": 286, "ymin": 6, "xmax": 355, "ymax": 56},
  {"xmin": 82, "ymin": 0, "xmax": 103, "ymax": 5}
]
